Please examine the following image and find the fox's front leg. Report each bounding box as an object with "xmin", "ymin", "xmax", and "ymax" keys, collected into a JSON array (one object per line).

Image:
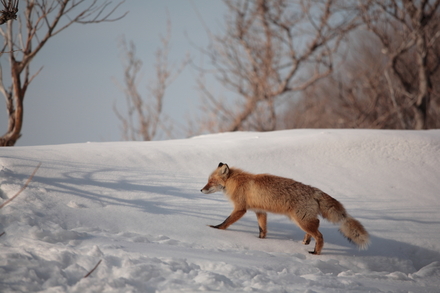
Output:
[
  {"xmin": 210, "ymin": 209, "xmax": 247, "ymax": 230},
  {"xmin": 255, "ymin": 212, "xmax": 267, "ymax": 238}
]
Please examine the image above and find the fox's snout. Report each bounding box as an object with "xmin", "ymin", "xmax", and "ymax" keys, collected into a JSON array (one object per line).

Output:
[
  {"xmin": 200, "ymin": 181, "xmax": 223, "ymax": 194},
  {"xmin": 200, "ymin": 184, "xmax": 214, "ymax": 194}
]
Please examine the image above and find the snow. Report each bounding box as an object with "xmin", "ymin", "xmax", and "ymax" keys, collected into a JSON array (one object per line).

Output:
[{"xmin": 1, "ymin": 129, "xmax": 440, "ymax": 292}]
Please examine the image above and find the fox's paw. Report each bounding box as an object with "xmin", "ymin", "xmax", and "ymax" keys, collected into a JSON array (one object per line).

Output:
[
  {"xmin": 258, "ymin": 227, "xmax": 266, "ymax": 239},
  {"xmin": 303, "ymin": 234, "xmax": 312, "ymax": 245},
  {"xmin": 208, "ymin": 224, "xmax": 224, "ymax": 229}
]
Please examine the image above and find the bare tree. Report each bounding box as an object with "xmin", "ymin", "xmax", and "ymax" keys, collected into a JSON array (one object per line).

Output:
[
  {"xmin": 282, "ymin": 1, "xmax": 440, "ymax": 130},
  {"xmin": 0, "ymin": 0, "xmax": 126, "ymax": 146},
  {"xmin": 192, "ymin": 0, "xmax": 358, "ymax": 134},
  {"xmin": 114, "ymin": 21, "xmax": 188, "ymax": 141},
  {"xmin": 359, "ymin": 0, "xmax": 440, "ymax": 129}
]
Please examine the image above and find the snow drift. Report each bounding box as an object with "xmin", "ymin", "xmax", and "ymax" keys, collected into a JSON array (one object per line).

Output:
[{"xmin": 1, "ymin": 129, "xmax": 439, "ymax": 292}]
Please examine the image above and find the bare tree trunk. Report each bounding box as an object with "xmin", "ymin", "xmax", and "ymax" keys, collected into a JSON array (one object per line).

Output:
[{"xmin": 414, "ymin": 32, "xmax": 430, "ymax": 130}]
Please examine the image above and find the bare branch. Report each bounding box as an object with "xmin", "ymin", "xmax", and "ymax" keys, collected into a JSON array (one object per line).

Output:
[
  {"xmin": 384, "ymin": 69, "xmax": 406, "ymax": 128},
  {"xmin": 0, "ymin": 162, "xmax": 41, "ymax": 209},
  {"xmin": 84, "ymin": 259, "xmax": 102, "ymax": 278},
  {"xmin": 0, "ymin": 0, "xmax": 19, "ymax": 25}
]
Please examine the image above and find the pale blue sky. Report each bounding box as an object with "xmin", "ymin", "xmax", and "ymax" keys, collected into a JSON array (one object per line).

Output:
[{"xmin": 1, "ymin": 1, "xmax": 227, "ymax": 146}]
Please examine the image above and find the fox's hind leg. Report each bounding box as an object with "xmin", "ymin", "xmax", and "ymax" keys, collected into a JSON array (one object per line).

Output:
[
  {"xmin": 303, "ymin": 233, "xmax": 312, "ymax": 245},
  {"xmin": 293, "ymin": 217, "xmax": 324, "ymax": 255},
  {"xmin": 255, "ymin": 212, "xmax": 267, "ymax": 238}
]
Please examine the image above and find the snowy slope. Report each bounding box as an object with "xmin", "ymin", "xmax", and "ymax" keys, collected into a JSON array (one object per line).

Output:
[{"xmin": 1, "ymin": 129, "xmax": 440, "ymax": 292}]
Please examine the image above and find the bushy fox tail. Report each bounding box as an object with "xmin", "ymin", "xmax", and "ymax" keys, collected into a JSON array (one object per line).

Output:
[
  {"xmin": 317, "ymin": 191, "xmax": 370, "ymax": 249},
  {"xmin": 339, "ymin": 216, "xmax": 370, "ymax": 249}
]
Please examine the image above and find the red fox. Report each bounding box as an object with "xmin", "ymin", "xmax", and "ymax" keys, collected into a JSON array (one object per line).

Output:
[{"xmin": 201, "ymin": 163, "xmax": 370, "ymax": 255}]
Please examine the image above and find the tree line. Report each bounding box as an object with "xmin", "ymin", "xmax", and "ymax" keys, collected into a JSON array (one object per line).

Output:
[{"xmin": 116, "ymin": 0, "xmax": 440, "ymax": 141}]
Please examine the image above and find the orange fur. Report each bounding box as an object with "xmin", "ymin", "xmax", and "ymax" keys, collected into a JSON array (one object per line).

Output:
[{"xmin": 201, "ymin": 163, "xmax": 370, "ymax": 255}]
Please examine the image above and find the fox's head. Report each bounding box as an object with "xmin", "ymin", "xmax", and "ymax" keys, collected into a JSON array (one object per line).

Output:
[{"xmin": 200, "ymin": 162, "xmax": 230, "ymax": 194}]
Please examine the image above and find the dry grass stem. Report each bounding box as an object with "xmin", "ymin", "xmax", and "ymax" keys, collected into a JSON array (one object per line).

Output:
[{"xmin": 0, "ymin": 162, "xmax": 41, "ymax": 209}]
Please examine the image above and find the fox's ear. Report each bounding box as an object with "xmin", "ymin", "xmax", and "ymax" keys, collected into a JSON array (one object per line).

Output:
[
  {"xmin": 218, "ymin": 163, "xmax": 229, "ymax": 176},
  {"xmin": 218, "ymin": 162, "xmax": 224, "ymax": 168}
]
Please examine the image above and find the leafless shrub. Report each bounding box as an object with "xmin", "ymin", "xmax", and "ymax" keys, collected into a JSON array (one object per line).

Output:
[{"xmin": 114, "ymin": 19, "xmax": 188, "ymax": 141}]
